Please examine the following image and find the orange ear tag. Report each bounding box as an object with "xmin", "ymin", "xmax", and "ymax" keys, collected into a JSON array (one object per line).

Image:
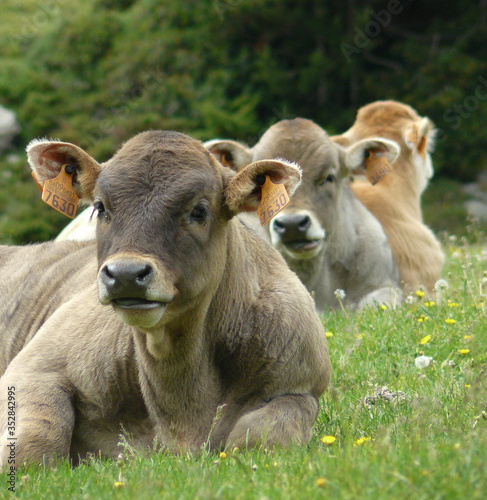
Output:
[
  {"xmin": 365, "ymin": 152, "xmax": 393, "ymax": 186},
  {"xmin": 257, "ymin": 175, "xmax": 290, "ymax": 226},
  {"xmin": 41, "ymin": 165, "xmax": 79, "ymax": 218}
]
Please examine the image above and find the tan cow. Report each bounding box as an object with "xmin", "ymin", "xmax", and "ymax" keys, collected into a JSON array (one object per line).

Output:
[
  {"xmin": 206, "ymin": 118, "xmax": 402, "ymax": 312},
  {"xmin": 0, "ymin": 131, "xmax": 330, "ymax": 467},
  {"xmin": 332, "ymin": 100, "xmax": 444, "ymax": 292}
]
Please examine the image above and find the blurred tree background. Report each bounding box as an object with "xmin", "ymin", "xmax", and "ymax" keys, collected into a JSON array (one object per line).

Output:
[{"xmin": 1, "ymin": 0, "xmax": 487, "ymax": 243}]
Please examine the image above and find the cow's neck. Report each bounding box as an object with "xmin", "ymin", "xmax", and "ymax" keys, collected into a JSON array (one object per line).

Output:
[
  {"xmin": 377, "ymin": 160, "xmax": 422, "ymax": 217},
  {"xmin": 132, "ymin": 257, "xmax": 226, "ymax": 452}
]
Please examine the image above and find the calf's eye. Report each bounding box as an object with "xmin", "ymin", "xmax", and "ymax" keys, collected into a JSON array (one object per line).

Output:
[
  {"xmin": 93, "ymin": 201, "xmax": 109, "ymax": 221},
  {"xmin": 189, "ymin": 202, "xmax": 209, "ymax": 223},
  {"xmin": 316, "ymin": 174, "xmax": 335, "ymax": 186}
]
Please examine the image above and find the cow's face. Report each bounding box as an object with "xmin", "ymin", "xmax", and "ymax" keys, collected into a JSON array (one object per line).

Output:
[
  {"xmin": 333, "ymin": 100, "xmax": 436, "ymax": 194},
  {"xmin": 207, "ymin": 119, "xmax": 399, "ymax": 262},
  {"xmin": 27, "ymin": 131, "xmax": 301, "ymax": 331},
  {"xmin": 254, "ymin": 119, "xmax": 342, "ymax": 261}
]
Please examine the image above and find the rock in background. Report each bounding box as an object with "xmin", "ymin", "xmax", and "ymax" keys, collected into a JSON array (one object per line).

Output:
[{"xmin": 0, "ymin": 105, "xmax": 20, "ymax": 152}]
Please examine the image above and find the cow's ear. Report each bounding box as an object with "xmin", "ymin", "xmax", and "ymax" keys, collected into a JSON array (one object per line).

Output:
[
  {"xmin": 205, "ymin": 139, "xmax": 253, "ymax": 171},
  {"xmin": 224, "ymin": 159, "xmax": 302, "ymax": 214},
  {"xmin": 27, "ymin": 139, "xmax": 102, "ymax": 202},
  {"xmin": 344, "ymin": 137, "xmax": 401, "ymax": 175},
  {"xmin": 403, "ymin": 117, "xmax": 435, "ymax": 158}
]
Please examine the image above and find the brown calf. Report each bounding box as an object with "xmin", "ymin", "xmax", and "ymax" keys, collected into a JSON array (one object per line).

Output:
[
  {"xmin": 0, "ymin": 131, "xmax": 330, "ymax": 467},
  {"xmin": 332, "ymin": 100, "xmax": 444, "ymax": 292}
]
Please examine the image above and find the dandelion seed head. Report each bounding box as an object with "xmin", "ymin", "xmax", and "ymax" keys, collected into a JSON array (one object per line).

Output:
[
  {"xmin": 434, "ymin": 279, "xmax": 449, "ymax": 292},
  {"xmin": 334, "ymin": 288, "xmax": 346, "ymax": 300},
  {"xmin": 415, "ymin": 355, "xmax": 433, "ymax": 369}
]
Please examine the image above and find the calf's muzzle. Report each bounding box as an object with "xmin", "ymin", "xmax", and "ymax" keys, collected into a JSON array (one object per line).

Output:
[{"xmin": 100, "ymin": 260, "xmax": 155, "ymax": 308}]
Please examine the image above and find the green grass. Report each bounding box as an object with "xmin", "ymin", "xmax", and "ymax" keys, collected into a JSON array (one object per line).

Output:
[{"xmin": 7, "ymin": 236, "xmax": 487, "ymax": 499}]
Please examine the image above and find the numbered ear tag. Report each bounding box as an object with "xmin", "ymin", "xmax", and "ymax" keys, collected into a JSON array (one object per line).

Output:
[
  {"xmin": 365, "ymin": 152, "xmax": 392, "ymax": 186},
  {"xmin": 41, "ymin": 165, "xmax": 79, "ymax": 218},
  {"xmin": 257, "ymin": 175, "xmax": 290, "ymax": 226}
]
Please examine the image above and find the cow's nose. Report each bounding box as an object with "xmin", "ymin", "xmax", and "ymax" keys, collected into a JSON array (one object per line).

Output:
[
  {"xmin": 100, "ymin": 261, "xmax": 153, "ymax": 294},
  {"xmin": 273, "ymin": 214, "xmax": 311, "ymax": 238}
]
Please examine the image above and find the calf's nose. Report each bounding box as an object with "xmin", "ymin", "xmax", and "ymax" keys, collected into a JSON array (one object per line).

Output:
[
  {"xmin": 100, "ymin": 260, "xmax": 153, "ymax": 295},
  {"xmin": 272, "ymin": 213, "xmax": 311, "ymax": 239}
]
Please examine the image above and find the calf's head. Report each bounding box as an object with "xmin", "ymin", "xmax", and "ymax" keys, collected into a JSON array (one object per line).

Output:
[
  {"xmin": 207, "ymin": 118, "xmax": 399, "ymax": 261},
  {"xmin": 332, "ymin": 100, "xmax": 436, "ymax": 194},
  {"xmin": 27, "ymin": 131, "xmax": 301, "ymax": 330}
]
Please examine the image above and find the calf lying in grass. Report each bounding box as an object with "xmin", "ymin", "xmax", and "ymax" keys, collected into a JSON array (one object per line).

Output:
[{"xmin": 0, "ymin": 131, "xmax": 330, "ymax": 467}]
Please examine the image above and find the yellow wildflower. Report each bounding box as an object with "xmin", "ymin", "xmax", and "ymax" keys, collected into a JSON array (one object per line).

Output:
[
  {"xmin": 448, "ymin": 302, "xmax": 460, "ymax": 308},
  {"xmin": 316, "ymin": 478, "xmax": 327, "ymax": 488},
  {"xmin": 114, "ymin": 482, "xmax": 125, "ymax": 488},
  {"xmin": 445, "ymin": 318, "xmax": 457, "ymax": 325},
  {"xmin": 353, "ymin": 436, "xmax": 371, "ymax": 447},
  {"xmin": 420, "ymin": 335, "xmax": 431, "ymax": 345},
  {"xmin": 416, "ymin": 290, "xmax": 425, "ymax": 298},
  {"xmin": 458, "ymin": 349, "xmax": 470, "ymax": 355},
  {"xmin": 325, "ymin": 331, "xmax": 333, "ymax": 338},
  {"xmin": 464, "ymin": 335, "xmax": 471, "ymax": 340},
  {"xmin": 321, "ymin": 435, "xmax": 336, "ymax": 445},
  {"xmin": 380, "ymin": 305, "xmax": 387, "ymax": 311},
  {"xmin": 219, "ymin": 452, "xmax": 227, "ymax": 460},
  {"xmin": 465, "ymin": 384, "xmax": 471, "ymax": 388},
  {"xmin": 424, "ymin": 301, "xmax": 436, "ymax": 307}
]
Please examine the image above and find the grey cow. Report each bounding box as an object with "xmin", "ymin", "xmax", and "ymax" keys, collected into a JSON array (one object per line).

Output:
[{"xmin": 206, "ymin": 118, "xmax": 403, "ymax": 312}]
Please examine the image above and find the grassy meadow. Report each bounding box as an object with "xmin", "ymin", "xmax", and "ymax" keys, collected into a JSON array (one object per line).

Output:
[{"xmin": 7, "ymin": 228, "xmax": 486, "ymax": 499}]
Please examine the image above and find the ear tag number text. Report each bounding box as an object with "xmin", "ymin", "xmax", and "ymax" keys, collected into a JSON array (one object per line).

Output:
[
  {"xmin": 40, "ymin": 165, "xmax": 79, "ymax": 218},
  {"xmin": 365, "ymin": 152, "xmax": 392, "ymax": 185},
  {"xmin": 257, "ymin": 175, "xmax": 290, "ymax": 226}
]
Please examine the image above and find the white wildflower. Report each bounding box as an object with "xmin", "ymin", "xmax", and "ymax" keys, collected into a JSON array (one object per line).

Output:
[
  {"xmin": 405, "ymin": 293, "xmax": 415, "ymax": 305},
  {"xmin": 415, "ymin": 355, "xmax": 433, "ymax": 369},
  {"xmin": 434, "ymin": 279, "xmax": 449, "ymax": 304},
  {"xmin": 452, "ymin": 252, "xmax": 461, "ymax": 260},
  {"xmin": 434, "ymin": 279, "xmax": 449, "ymax": 292},
  {"xmin": 334, "ymin": 289, "xmax": 346, "ymax": 300},
  {"xmin": 448, "ymin": 235, "xmax": 457, "ymax": 242}
]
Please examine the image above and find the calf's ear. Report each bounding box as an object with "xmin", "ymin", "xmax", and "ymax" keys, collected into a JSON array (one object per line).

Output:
[
  {"xmin": 224, "ymin": 159, "xmax": 302, "ymax": 214},
  {"xmin": 403, "ymin": 117, "xmax": 435, "ymax": 158},
  {"xmin": 205, "ymin": 139, "xmax": 254, "ymax": 171},
  {"xmin": 27, "ymin": 139, "xmax": 102, "ymax": 202},
  {"xmin": 344, "ymin": 137, "xmax": 401, "ymax": 175}
]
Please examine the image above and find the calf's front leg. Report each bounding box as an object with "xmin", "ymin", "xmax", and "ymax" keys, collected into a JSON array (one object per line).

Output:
[
  {"xmin": 0, "ymin": 374, "xmax": 75, "ymax": 468},
  {"xmin": 225, "ymin": 394, "xmax": 319, "ymax": 449}
]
